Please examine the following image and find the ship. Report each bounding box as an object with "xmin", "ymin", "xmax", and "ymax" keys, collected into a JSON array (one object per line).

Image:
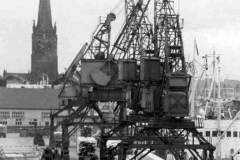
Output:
[{"xmin": 189, "ymin": 49, "xmax": 240, "ymax": 160}]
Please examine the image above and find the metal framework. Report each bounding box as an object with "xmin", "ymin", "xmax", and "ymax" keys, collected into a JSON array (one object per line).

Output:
[
  {"xmin": 85, "ymin": 12, "xmax": 116, "ymax": 59},
  {"xmin": 49, "ymin": 0, "xmax": 215, "ymax": 160},
  {"xmin": 125, "ymin": 0, "xmax": 135, "ymax": 21},
  {"xmin": 111, "ymin": 0, "xmax": 153, "ymax": 60},
  {"xmin": 154, "ymin": 0, "xmax": 186, "ymax": 73}
]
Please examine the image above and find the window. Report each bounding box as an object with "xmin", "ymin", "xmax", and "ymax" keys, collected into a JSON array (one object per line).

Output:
[
  {"xmin": 0, "ymin": 112, "xmax": 10, "ymax": 119},
  {"xmin": 29, "ymin": 119, "xmax": 38, "ymax": 126},
  {"xmin": 12, "ymin": 112, "xmax": 25, "ymax": 119},
  {"xmin": 0, "ymin": 121, "xmax": 7, "ymax": 125},
  {"xmin": 221, "ymin": 131, "xmax": 224, "ymax": 135},
  {"xmin": 41, "ymin": 112, "xmax": 50, "ymax": 119},
  {"xmin": 233, "ymin": 131, "xmax": 238, "ymax": 137},
  {"xmin": 56, "ymin": 120, "xmax": 62, "ymax": 126},
  {"xmin": 212, "ymin": 131, "xmax": 218, "ymax": 137},
  {"xmin": 227, "ymin": 131, "xmax": 231, "ymax": 137},
  {"xmin": 206, "ymin": 131, "xmax": 210, "ymax": 137},
  {"xmin": 15, "ymin": 119, "xmax": 22, "ymax": 126},
  {"xmin": 45, "ymin": 121, "xmax": 49, "ymax": 126},
  {"xmin": 199, "ymin": 132, "xmax": 203, "ymax": 136}
]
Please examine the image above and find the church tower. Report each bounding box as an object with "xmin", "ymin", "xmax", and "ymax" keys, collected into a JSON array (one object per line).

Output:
[{"xmin": 31, "ymin": 0, "xmax": 58, "ymax": 83}]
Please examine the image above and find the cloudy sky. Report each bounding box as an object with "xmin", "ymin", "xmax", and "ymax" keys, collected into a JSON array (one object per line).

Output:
[{"xmin": 0, "ymin": 0, "xmax": 240, "ymax": 79}]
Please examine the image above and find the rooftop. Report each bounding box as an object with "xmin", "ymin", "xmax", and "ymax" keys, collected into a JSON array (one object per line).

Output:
[{"xmin": 0, "ymin": 88, "xmax": 59, "ymax": 110}]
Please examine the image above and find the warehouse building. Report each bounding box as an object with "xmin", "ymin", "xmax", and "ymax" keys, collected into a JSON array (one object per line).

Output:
[{"xmin": 0, "ymin": 88, "xmax": 59, "ymax": 127}]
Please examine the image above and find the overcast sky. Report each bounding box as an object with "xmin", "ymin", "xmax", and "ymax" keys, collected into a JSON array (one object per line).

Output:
[{"xmin": 0, "ymin": 0, "xmax": 240, "ymax": 79}]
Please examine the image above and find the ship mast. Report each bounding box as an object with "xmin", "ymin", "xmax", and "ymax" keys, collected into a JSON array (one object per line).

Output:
[
  {"xmin": 203, "ymin": 51, "xmax": 222, "ymax": 158},
  {"xmin": 216, "ymin": 55, "xmax": 222, "ymax": 160}
]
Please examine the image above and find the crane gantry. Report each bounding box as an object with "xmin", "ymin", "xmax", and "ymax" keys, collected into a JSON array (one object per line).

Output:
[{"xmin": 49, "ymin": 0, "xmax": 215, "ymax": 160}]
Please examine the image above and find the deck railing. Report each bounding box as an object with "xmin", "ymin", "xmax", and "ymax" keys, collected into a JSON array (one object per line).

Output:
[{"xmin": 191, "ymin": 117, "xmax": 204, "ymax": 128}]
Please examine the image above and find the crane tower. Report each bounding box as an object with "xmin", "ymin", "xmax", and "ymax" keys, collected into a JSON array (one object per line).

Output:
[{"xmin": 49, "ymin": 0, "xmax": 215, "ymax": 160}]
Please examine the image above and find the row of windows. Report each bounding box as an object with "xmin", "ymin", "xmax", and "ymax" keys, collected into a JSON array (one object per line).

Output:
[
  {"xmin": 41, "ymin": 112, "xmax": 50, "ymax": 119},
  {"xmin": 0, "ymin": 121, "xmax": 7, "ymax": 125},
  {"xmin": 200, "ymin": 131, "xmax": 240, "ymax": 138},
  {"xmin": 28, "ymin": 119, "xmax": 38, "ymax": 126},
  {"xmin": 18, "ymin": 120, "xmax": 49, "ymax": 126},
  {"xmin": 0, "ymin": 112, "xmax": 10, "ymax": 119},
  {"xmin": 0, "ymin": 120, "xmax": 49, "ymax": 126},
  {"xmin": 12, "ymin": 112, "xmax": 25, "ymax": 119},
  {"xmin": 0, "ymin": 112, "xmax": 51, "ymax": 119},
  {"xmin": 0, "ymin": 112, "xmax": 25, "ymax": 119},
  {"xmin": 15, "ymin": 119, "xmax": 22, "ymax": 126}
]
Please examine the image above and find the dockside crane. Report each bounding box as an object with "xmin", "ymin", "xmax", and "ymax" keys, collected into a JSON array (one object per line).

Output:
[
  {"xmin": 49, "ymin": 11, "xmax": 117, "ymax": 159},
  {"xmin": 49, "ymin": 0, "xmax": 215, "ymax": 160}
]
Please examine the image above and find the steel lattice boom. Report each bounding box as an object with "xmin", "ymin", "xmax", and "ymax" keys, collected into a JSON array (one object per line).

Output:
[
  {"xmin": 111, "ymin": 0, "xmax": 153, "ymax": 60},
  {"xmin": 154, "ymin": 0, "xmax": 186, "ymax": 73}
]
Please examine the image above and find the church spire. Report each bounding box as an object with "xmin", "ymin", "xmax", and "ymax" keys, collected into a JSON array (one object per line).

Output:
[
  {"xmin": 31, "ymin": 0, "xmax": 58, "ymax": 83},
  {"xmin": 37, "ymin": 0, "xmax": 53, "ymax": 30}
]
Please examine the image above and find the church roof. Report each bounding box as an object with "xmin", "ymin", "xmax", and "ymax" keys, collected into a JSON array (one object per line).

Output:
[
  {"xmin": 37, "ymin": 0, "xmax": 53, "ymax": 30},
  {"xmin": 0, "ymin": 88, "xmax": 59, "ymax": 110},
  {"xmin": 3, "ymin": 72, "xmax": 30, "ymax": 83}
]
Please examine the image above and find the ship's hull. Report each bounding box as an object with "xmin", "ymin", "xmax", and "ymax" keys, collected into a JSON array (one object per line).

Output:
[{"xmin": 198, "ymin": 119, "xmax": 240, "ymax": 159}]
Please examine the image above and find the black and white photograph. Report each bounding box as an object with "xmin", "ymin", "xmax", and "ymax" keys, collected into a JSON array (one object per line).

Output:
[{"xmin": 0, "ymin": 0, "xmax": 239, "ymax": 159}]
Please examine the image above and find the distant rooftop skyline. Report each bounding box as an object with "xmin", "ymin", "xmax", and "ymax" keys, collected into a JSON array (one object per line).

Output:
[{"xmin": 0, "ymin": 0, "xmax": 240, "ymax": 79}]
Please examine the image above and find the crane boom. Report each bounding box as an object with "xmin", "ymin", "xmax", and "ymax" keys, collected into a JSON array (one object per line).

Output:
[
  {"xmin": 58, "ymin": 43, "xmax": 88, "ymax": 97},
  {"xmin": 111, "ymin": 0, "xmax": 152, "ymax": 60}
]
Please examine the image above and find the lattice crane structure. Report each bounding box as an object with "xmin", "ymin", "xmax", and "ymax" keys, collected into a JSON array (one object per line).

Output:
[{"xmin": 49, "ymin": 0, "xmax": 215, "ymax": 160}]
